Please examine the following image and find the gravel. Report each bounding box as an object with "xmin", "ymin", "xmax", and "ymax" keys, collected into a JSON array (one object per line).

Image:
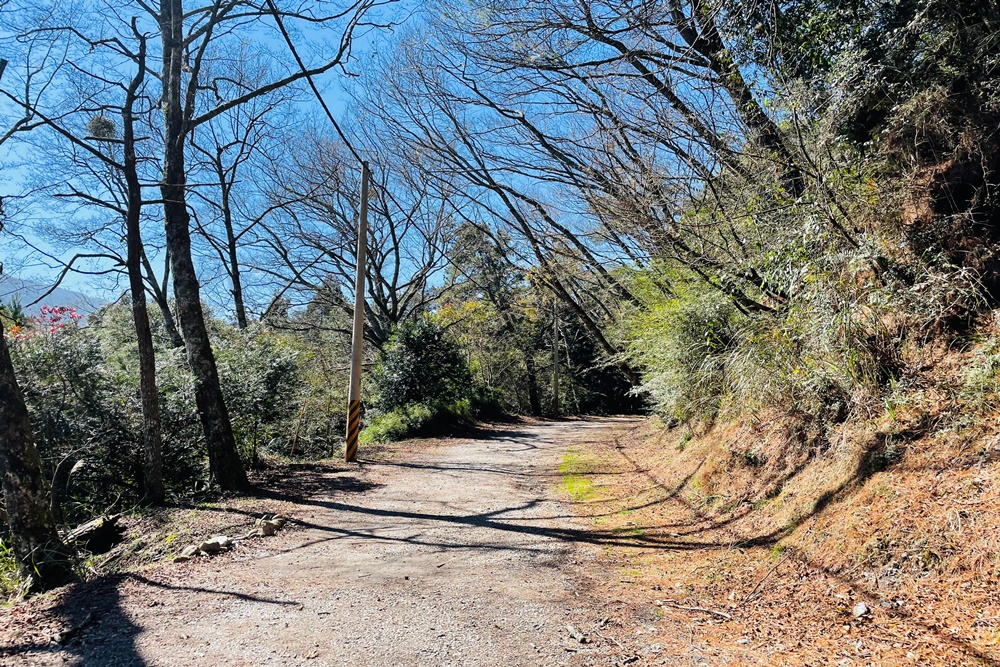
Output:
[{"xmin": 9, "ymin": 420, "xmax": 617, "ymax": 667}]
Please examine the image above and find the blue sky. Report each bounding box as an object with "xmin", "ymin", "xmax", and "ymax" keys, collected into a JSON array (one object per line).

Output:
[{"xmin": 0, "ymin": 0, "xmax": 418, "ymax": 309}]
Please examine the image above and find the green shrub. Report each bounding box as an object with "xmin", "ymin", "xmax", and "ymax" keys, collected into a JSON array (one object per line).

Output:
[
  {"xmin": 620, "ymin": 283, "xmax": 736, "ymax": 422},
  {"xmin": 468, "ymin": 386, "xmax": 505, "ymax": 421},
  {"xmin": 360, "ymin": 403, "xmax": 436, "ymax": 443},
  {"xmin": 10, "ymin": 315, "xmax": 141, "ymax": 522},
  {"xmin": 359, "ymin": 317, "xmax": 490, "ymax": 442},
  {"xmin": 619, "ymin": 266, "xmax": 889, "ymax": 426},
  {"xmin": 0, "ymin": 297, "xmax": 27, "ymax": 327},
  {"xmin": 963, "ymin": 333, "xmax": 1000, "ymax": 410},
  {"xmin": 6, "ymin": 302, "xmax": 324, "ymax": 522},
  {"xmin": 215, "ymin": 325, "xmax": 304, "ymax": 466},
  {"xmin": 359, "ymin": 398, "xmax": 485, "ymax": 443},
  {"xmin": 373, "ymin": 318, "xmax": 472, "ymax": 412}
]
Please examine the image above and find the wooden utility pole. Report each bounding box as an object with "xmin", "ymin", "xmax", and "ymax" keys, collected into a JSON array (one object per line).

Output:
[
  {"xmin": 345, "ymin": 161, "xmax": 370, "ymax": 462},
  {"xmin": 552, "ymin": 300, "xmax": 560, "ymax": 416}
]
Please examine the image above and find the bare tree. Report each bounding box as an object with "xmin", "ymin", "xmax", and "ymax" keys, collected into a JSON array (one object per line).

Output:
[
  {"xmin": 352, "ymin": 40, "xmax": 641, "ymax": 383},
  {"xmin": 121, "ymin": 25, "xmax": 165, "ymax": 502},
  {"xmin": 6, "ymin": 21, "xmax": 169, "ymax": 503},
  {"xmin": 344, "ymin": 0, "xmax": 854, "ymax": 390},
  {"xmin": 188, "ymin": 55, "xmax": 293, "ymax": 329},
  {"xmin": 156, "ymin": 0, "xmax": 393, "ymax": 490},
  {"xmin": 3, "ymin": 0, "xmax": 395, "ymax": 491},
  {"xmin": 260, "ymin": 131, "xmax": 454, "ymax": 346}
]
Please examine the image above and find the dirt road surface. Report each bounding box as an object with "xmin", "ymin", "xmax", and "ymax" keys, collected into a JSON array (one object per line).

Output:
[{"xmin": 3, "ymin": 419, "xmax": 633, "ymax": 667}]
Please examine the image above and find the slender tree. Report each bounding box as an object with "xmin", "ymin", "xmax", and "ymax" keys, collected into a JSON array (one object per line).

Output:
[
  {"xmin": 1, "ymin": 17, "xmax": 169, "ymax": 503},
  {"xmin": 156, "ymin": 0, "xmax": 390, "ymax": 489},
  {"xmin": 122, "ymin": 26, "xmax": 165, "ymax": 502},
  {"xmin": 260, "ymin": 133, "xmax": 454, "ymax": 347},
  {"xmin": 189, "ymin": 56, "xmax": 291, "ymax": 329}
]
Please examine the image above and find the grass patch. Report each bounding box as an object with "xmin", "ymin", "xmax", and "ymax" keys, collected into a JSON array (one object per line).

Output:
[
  {"xmin": 560, "ymin": 448, "xmax": 600, "ymax": 502},
  {"xmin": 677, "ymin": 431, "xmax": 693, "ymax": 451},
  {"xmin": 563, "ymin": 474, "xmax": 598, "ymax": 502}
]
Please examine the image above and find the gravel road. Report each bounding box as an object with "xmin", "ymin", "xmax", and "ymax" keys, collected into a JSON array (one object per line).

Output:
[{"xmin": 15, "ymin": 419, "xmax": 624, "ymax": 667}]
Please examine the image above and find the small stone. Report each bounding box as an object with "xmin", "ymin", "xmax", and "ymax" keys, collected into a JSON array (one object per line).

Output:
[
  {"xmin": 259, "ymin": 521, "xmax": 279, "ymax": 537},
  {"xmin": 853, "ymin": 602, "xmax": 869, "ymax": 618},
  {"xmin": 566, "ymin": 625, "xmax": 587, "ymax": 642},
  {"xmin": 198, "ymin": 535, "xmax": 233, "ymax": 553},
  {"xmin": 176, "ymin": 544, "xmax": 200, "ymax": 560},
  {"xmin": 737, "ymin": 637, "xmax": 750, "ymax": 645}
]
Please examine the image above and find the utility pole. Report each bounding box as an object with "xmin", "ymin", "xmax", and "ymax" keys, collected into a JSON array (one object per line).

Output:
[
  {"xmin": 345, "ymin": 161, "xmax": 370, "ymax": 462},
  {"xmin": 552, "ymin": 299, "xmax": 560, "ymax": 417}
]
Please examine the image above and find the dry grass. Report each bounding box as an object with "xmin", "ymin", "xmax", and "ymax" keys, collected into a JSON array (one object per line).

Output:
[{"xmin": 559, "ymin": 352, "xmax": 1000, "ymax": 665}]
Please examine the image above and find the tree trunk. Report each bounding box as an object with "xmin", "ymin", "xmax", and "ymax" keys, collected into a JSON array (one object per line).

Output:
[
  {"xmin": 220, "ymin": 185, "xmax": 249, "ymax": 329},
  {"xmin": 0, "ymin": 329, "xmax": 75, "ymax": 593},
  {"xmin": 523, "ymin": 351, "xmax": 541, "ymax": 416},
  {"xmin": 155, "ymin": 290, "xmax": 185, "ymax": 348},
  {"xmin": 551, "ymin": 301, "xmax": 560, "ymax": 416},
  {"xmin": 123, "ymin": 40, "xmax": 165, "ymax": 504},
  {"xmin": 678, "ymin": 0, "xmax": 805, "ymax": 196},
  {"xmin": 143, "ymin": 247, "xmax": 185, "ymax": 348},
  {"xmin": 160, "ymin": 0, "xmax": 248, "ymax": 491}
]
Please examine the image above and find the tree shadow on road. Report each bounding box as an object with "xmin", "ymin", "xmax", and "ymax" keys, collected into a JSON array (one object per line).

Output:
[
  {"xmin": 252, "ymin": 462, "xmax": 383, "ymax": 498},
  {"xmin": 0, "ymin": 575, "xmax": 145, "ymax": 666},
  {"xmin": 0, "ymin": 572, "xmax": 304, "ymax": 667}
]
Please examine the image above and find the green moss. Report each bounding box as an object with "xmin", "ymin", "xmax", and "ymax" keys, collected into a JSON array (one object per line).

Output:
[{"xmin": 559, "ymin": 448, "xmax": 585, "ymax": 474}]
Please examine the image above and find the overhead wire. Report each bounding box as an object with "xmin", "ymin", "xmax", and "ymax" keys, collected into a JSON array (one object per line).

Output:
[{"xmin": 263, "ymin": 0, "xmax": 364, "ymax": 164}]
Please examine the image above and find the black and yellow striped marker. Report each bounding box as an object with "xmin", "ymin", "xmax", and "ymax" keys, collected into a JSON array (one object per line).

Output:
[{"xmin": 345, "ymin": 399, "xmax": 361, "ymax": 462}]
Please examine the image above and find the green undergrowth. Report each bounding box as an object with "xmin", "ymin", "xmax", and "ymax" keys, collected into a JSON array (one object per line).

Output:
[
  {"xmin": 359, "ymin": 399, "xmax": 480, "ymax": 444},
  {"xmin": 0, "ymin": 540, "xmax": 21, "ymax": 600}
]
